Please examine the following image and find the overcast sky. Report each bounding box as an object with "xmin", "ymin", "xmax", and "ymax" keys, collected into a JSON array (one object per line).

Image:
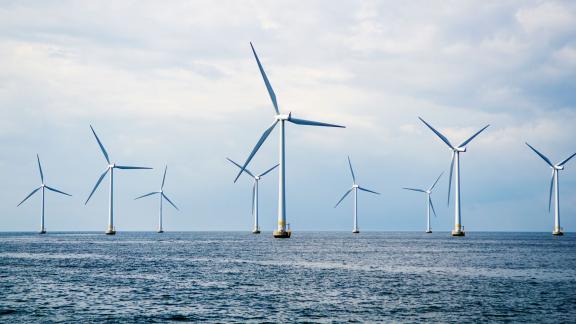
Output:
[{"xmin": 1, "ymin": 0, "xmax": 575, "ymax": 232}]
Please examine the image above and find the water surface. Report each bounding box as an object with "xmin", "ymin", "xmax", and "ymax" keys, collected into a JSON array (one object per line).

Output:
[{"xmin": 0, "ymin": 232, "xmax": 574, "ymax": 322}]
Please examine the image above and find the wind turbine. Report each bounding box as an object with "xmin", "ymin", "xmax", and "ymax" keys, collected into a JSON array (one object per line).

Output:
[
  {"xmin": 18, "ymin": 154, "xmax": 71, "ymax": 234},
  {"xmin": 526, "ymin": 143, "xmax": 576, "ymax": 236},
  {"xmin": 134, "ymin": 165, "xmax": 179, "ymax": 233},
  {"xmin": 334, "ymin": 156, "xmax": 379, "ymax": 234},
  {"xmin": 403, "ymin": 172, "xmax": 443, "ymax": 233},
  {"xmin": 227, "ymin": 158, "xmax": 279, "ymax": 234},
  {"xmin": 419, "ymin": 117, "xmax": 489, "ymax": 236},
  {"xmin": 234, "ymin": 42, "xmax": 345, "ymax": 238},
  {"xmin": 85, "ymin": 125, "xmax": 152, "ymax": 235}
]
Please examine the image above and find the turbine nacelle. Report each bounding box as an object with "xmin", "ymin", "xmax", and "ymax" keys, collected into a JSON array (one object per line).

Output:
[
  {"xmin": 352, "ymin": 184, "xmax": 359, "ymax": 188},
  {"xmin": 255, "ymin": 176, "xmax": 261, "ymax": 180},
  {"xmin": 108, "ymin": 163, "xmax": 116, "ymax": 169},
  {"xmin": 276, "ymin": 113, "xmax": 291, "ymax": 121},
  {"xmin": 453, "ymin": 147, "xmax": 466, "ymax": 153},
  {"xmin": 554, "ymin": 165, "xmax": 564, "ymax": 171}
]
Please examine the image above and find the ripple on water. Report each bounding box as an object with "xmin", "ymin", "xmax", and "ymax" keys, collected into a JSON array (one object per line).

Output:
[{"xmin": 0, "ymin": 232, "xmax": 574, "ymax": 322}]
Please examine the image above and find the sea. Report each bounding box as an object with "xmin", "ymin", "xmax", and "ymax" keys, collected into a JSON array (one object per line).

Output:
[{"xmin": 0, "ymin": 231, "xmax": 574, "ymax": 323}]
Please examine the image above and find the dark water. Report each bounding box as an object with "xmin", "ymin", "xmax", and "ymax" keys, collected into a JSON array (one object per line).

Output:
[{"xmin": 0, "ymin": 232, "xmax": 575, "ymax": 323}]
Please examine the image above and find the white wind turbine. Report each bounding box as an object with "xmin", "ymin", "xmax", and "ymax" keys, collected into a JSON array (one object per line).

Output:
[
  {"xmin": 134, "ymin": 165, "xmax": 179, "ymax": 233},
  {"xmin": 403, "ymin": 172, "xmax": 443, "ymax": 233},
  {"xmin": 234, "ymin": 42, "xmax": 345, "ymax": 238},
  {"xmin": 18, "ymin": 154, "xmax": 71, "ymax": 234},
  {"xmin": 334, "ymin": 156, "xmax": 380, "ymax": 234},
  {"xmin": 526, "ymin": 143, "xmax": 576, "ymax": 236},
  {"xmin": 419, "ymin": 117, "xmax": 489, "ymax": 236},
  {"xmin": 85, "ymin": 125, "xmax": 152, "ymax": 235},
  {"xmin": 227, "ymin": 158, "xmax": 278, "ymax": 234}
]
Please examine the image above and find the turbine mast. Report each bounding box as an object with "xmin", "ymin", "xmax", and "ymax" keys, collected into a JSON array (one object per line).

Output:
[
  {"xmin": 426, "ymin": 194, "xmax": 431, "ymax": 233},
  {"xmin": 275, "ymin": 120, "xmax": 289, "ymax": 238},
  {"xmin": 553, "ymin": 169, "xmax": 561, "ymax": 235},
  {"xmin": 107, "ymin": 167, "xmax": 115, "ymax": 235},
  {"xmin": 41, "ymin": 186, "xmax": 46, "ymax": 234},
  {"xmin": 254, "ymin": 179, "xmax": 260, "ymax": 233},
  {"xmin": 353, "ymin": 187, "xmax": 359, "ymax": 233},
  {"xmin": 159, "ymin": 193, "xmax": 163, "ymax": 233},
  {"xmin": 452, "ymin": 152, "xmax": 464, "ymax": 236}
]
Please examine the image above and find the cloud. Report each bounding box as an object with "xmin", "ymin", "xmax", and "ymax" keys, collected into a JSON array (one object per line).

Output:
[{"xmin": 0, "ymin": 1, "xmax": 575, "ymax": 232}]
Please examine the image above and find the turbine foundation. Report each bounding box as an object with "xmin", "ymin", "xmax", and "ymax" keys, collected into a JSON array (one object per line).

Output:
[
  {"xmin": 352, "ymin": 229, "xmax": 360, "ymax": 234},
  {"xmin": 39, "ymin": 229, "xmax": 46, "ymax": 234},
  {"xmin": 553, "ymin": 227, "xmax": 564, "ymax": 236},
  {"xmin": 273, "ymin": 230, "xmax": 291, "ymax": 238},
  {"xmin": 252, "ymin": 228, "xmax": 261, "ymax": 234},
  {"xmin": 425, "ymin": 230, "xmax": 432, "ymax": 234},
  {"xmin": 451, "ymin": 229, "xmax": 465, "ymax": 236},
  {"xmin": 105, "ymin": 225, "xmax": 116, "ymax": 235},
  {"xmin": 157, "ymin": 230, "xmax": 164, "ymax": 234}
]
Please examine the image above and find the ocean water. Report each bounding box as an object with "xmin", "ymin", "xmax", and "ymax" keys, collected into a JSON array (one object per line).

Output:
[{"xmin": 0, "ymin": 231, "xmax": 575, "ymax": 323}]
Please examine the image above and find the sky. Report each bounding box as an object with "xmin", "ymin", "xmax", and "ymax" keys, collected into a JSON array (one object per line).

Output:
[{"xmin": 1, "ymin": 0, "xmax": 575, "ymax": 232}]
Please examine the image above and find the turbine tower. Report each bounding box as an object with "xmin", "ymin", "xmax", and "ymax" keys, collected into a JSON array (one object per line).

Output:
[
  {"xmin": 234, "ymin": 42, "xmax": 345, "ymax": 238},
  {"xmin": 85, "ymin": 125, "xmax": 152, "ymax": 235},
  {"xmin": 403, "ymin": 172, "xmax": 443, "ymax": 233},
  {"xmin": 227, "ymin": 158, "xmax": 278, "ymax": 234},
  {"xmin": 18, "ymin": 154, "xmax": 71, "ymax": 234},
  {"xmin": 526, "ymin": 143, "xmax": 576, "ymax": 236},
  {"xmin": 134, "ymin": 165, "xmax": 179, "ymax": 233},
  {"xmin": 419, "ymin": 117, "xmax": 489, "ymax": 236},
  {"xmin": 334, "ymin": 156, "xmax": 380, "ymax": 234}
]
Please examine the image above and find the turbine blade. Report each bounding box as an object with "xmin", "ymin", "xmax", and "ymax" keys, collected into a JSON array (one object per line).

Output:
[
  {"xmin": 45, "ymin": 186, "xmax": 71, "ymax": 196},
  {"xmin": 36, "ymin": 154, "xmax": 44, "ymax": 183},
  {"xmin": 288, "ymin": 117, "xmax": 345, "ymax": 128},
  {"xmin": 115, "ymin": 166, "xmax": 153, "ymax": 170},
  {"xmin": 548, "ymin": 170, "xmax": 554, "ymax": 213},
  {"xmin": 403, "ymin": 187, "xmax": 426, "ymax": 193},
  {"xmin": 525, "ymin": 142, "xmax": 554, "ymax": 168},
  {"xmin": 418, "ymin": 117, "xmax": 454, "ymax": 149},
  {"xmin": 429, "ymin": 196, "xmax": 438, "ymax": 218},
  {"xmin": 85, "ymin": 168, "xmax": 109, "ymax": 205},
  {"xmin": 359, "ymin": 187, "xmax": 380, "ymax": 195},
  {"xmin": 458, "ymin": 124, "xmax": 490, "ymax": 148},
  {"xmin": 250, "ymin": 42, "xmax": 280, "ymax": 115},
  {"xmin": 90, "ymin": 125, "xmax": 110, "ymax": 164},
  {"xmin": 428, "ymin": 171, "xmax": 444, "ymax": 191},
  {"xmin": 226, "ymin": 158, "xmax": 255, "ymax": 178},
  {"xmin": 558, "ymin": 152, "xmax": 576, "ymax": 167},
  {"xmin": 17, "ymin": 187, "xmax": 41, "ymax": 207},
  {"xmin": 161, "ymin": 165, "xmax": 168, "ymax": 189},
  {"xmin": 334, "ymin": 188, "xmax": 353, "ymax": 208},
  {"xmin": 259, "ymin": 163, "xmax": 279, "ymax": 177},
  {"xmin": 347, "ymin": 156, "xmax": 356, "ymax": 183},
  {"xmin": 135, "ymin": 192, "xmax": 159, "ymax": 200},
  {"xmin": 447, "ymin": 152, "xmax": 455, "ymax": 206},
  {"xmin": 234, "ymin": 120, "xmax": 279, "ymax": 183},
  {"xmin": 162, "ymin": 193, "xmax": 179, "ymax": 211}
]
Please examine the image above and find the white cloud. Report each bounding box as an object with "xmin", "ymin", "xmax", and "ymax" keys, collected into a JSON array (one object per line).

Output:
[{"xmin": 0, "ymin": 1, "xmax": 575, "ymax": 231}]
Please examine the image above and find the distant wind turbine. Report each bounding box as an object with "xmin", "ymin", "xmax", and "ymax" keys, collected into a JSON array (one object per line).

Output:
[
  {"xmin": 526, "ymin": 143, "xmax": 576, "ymax": 236},
  {"xmin": 419, "ymin": 117, "xmax": 489, "ymax": 236},
  {"xmin": 85, "ymin": 125, "xmax": 152, "ymax": 235},
  {"xmin": 227, "ymin": 158, "xmax": 278, "ymax": 234},
  {"xmin": 334, "ymin": 156, "xmax": 379, "ymax": 234},
  {"xmin": 18, "ymin": 154, "xmax": 71, "ymax": 234},
  {"xmin": 134, "ymin": 165, "xmax": 179, "ymax": 233},
  {"xmin": 403, "ymin": 172, "xmax": 443, "ymax": 233},
  {"xmin": 234, "ymin": 42, "xmax": 345, "ymax": 238}
]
